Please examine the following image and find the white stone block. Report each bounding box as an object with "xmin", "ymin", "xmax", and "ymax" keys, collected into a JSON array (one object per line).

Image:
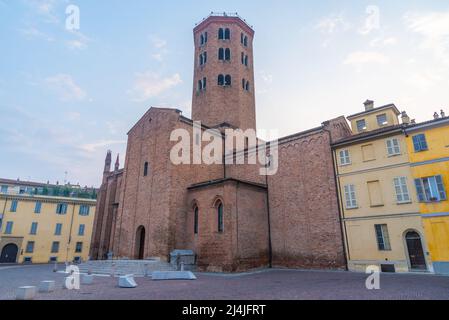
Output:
[
  {"xmin": 152, "ymin": 271, "xmax": 197, "ymax": 280},
  {"xmin": 38, "ymin": 281, "xmax": 55, "ymax": 293},
  {"xmin": 81, "ymin": 274, "xmax": 94, "ymax": 285},
  {"xmin": 16, "ymin": 286, "xmax": 37, "ymax": 300},
  {"xmin": 118, "ymin": 275, "xmax": 137, "ymax": 288}
]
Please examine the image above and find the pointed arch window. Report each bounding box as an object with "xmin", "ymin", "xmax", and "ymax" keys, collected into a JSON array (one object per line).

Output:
[
  {"xmin": 218, "ymin": 28, "xmax": 224, "ymax": 40},
  {"xmin": 200, "ymin": 34, "xmax": 204, "ymax": 45},
  {"xmin": 224, "ymin": 28, "xmax": 231, "ymax": 40},
  {"xmin": 225, "ymin": 75, "xmax": 232, "ymax": 86},
  {"xmin": 225, "ymin": 48, "xmax": 231, "ymax": 61},
  {"xmin": 242, "ymin": 78, "xmax": 246, "ymax": 89},
  {"xmin": 218, "ymin": 74, "xmax": 224, "ymax": 86},
  {"xmin": 244, "ymin": 36, "xmax": 248, "ymax": 47},
  {"xmin": 245, "ymin": 81, "xmax": 250, "ymax": 91},
  {"xmin": 217, "ymin": 202, "xmax": 224, "ymax": 233},
  {"xmin": 241, "ymin": 33, "xmax": 244, "ymax": 44},
  {"xmin": 244, "ymin": 55, "xmax": 248, "ymax": 66},
  {"xmin": 194, "ymin": 206, "xmax": 199, "ymax": 235},
  {"xmin": 218, "ymin": 48, "xmax": 224, "ymax": 60}
]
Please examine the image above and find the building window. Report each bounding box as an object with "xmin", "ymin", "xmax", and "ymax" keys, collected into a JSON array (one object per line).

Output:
[
  {"xmin": 245, "ymin": 81, "xmax": 250, "ymax": 91},
  {"xmin": 26, "ymin": 241, "xmax": 35, "ymax": 253},
  {"xmin": 34, "ymin": 201, "xmax": 42, "ymax": 214},
  {"xmin": 143, "ymin": 162, "xmax": 149, "ymax": 176},
  {"xmin": 55, "ymin": 223, "xmax": 62, "ymax": 236},
  {"xmin": 79, "ymin": 205, "xmax": 90, "ymax": 216},
  {"xmin": 0, "ymin": 185, "xmax": 7, "ymax": 193},
  {"xmin": 344, "ymin": 184, "xmax": 358, "ymax": 209},
  {"xmin": 198, "ymin": 78, "xmax": 207, "ymax": 92},
  {"xmin": 356, "ymin": 119, "xmax": 367, "ymax": 132},
  {"xmin": 224, "ymin": 75, "xmax": 232, "ymax": 86},
  {"xmin": 339, "ymin": 150, "xmax": 351, "ymax": 165},
  {"xmin": 375, "ymin": 224, "xmax": 391, "ymax": 251},
  {"xmin": 415, "ymin": 176, "xmax": 447, "ymax": 202},
  {"xmin": 225, "ymin": 48, "xmax": 231, "ymax": 60},
  {"xmin": 218, "ymin": 48, "xmax": 224, "ymax": 60},
  {"xmin": 23, "ymin": 257, "xmax": 32, "ymax": 263},
  {"xmin": 10, "ymin": 200, "xmax": 18, "ymax": 212},
  {"xmin": 224, "ymin": 28, "xmax": 230, "ymax": 40},
  {"xmin": 4, "ymin": 221, "xmax": 13, "ymax": 234},
  {"xmin": 361, "ymin": 144, "xmax": 375, "ymax": 162},
  {"xmin": 56, "ymin": 203, "xmax": 68, "ymax": 215},
  {"xmin": 412, "ymin": 134, "xmax": 428, "ymax": 152},
  {"xmin": 49, "ymin": 257, "xmax": 57, "ymax": 262},
  {"xmin": 30, "ymin": 222, "xmax": 38, "ymax": 235},
  {"xmin": 78, "ymin": 224, "xmax": 85, "ymax": 236},
  {"xmin": 194, "ymin": 206, "xmax": 199, "ymax": 235},
  {"xmin": 244, "ymin": 35, "xmax": 248, "ymax": 47},
  {"xmin": 386, "ymin": 138, "xmax": 401, "ymax": 156},
  {"xmin": 218, "ymin": 74, "xmax": 224, "ymax": 86},
  {"xmin": 75, "ymin": 242, "xmax": 83, "ymax": 253},
  {"xmin": 217, "ymin": 202, "xmax": 224, "ymax": 233},
  {"xmin": 200, "ymin": 32, "xmax": 208, "ymax": 45},
  {"xmin": 51, "ymin": 241, "xmax": 60, "ymax": 253},
  {"xmin": 377, "ymin": 113, "xmax": 388, "ymax": 126},
  {"xmin": 394, "ymin": 177, "xmax": 411, "ymax": 203},
  {"xmin": 199, "ymin": 52, "xmax": 207, "ymax": 66},
  {"xmin": 218, "ymin": 28, "xmax": 224, "ymax": 40},
  {"xmin": 367, "ymin": 180, "xmax": 383, "ymax": 207}
]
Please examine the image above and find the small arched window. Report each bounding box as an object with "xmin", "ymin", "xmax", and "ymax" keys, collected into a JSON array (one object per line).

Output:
[
  {"xmin": 218, "ymin": 48, "xmax": 224, "ymax": 60},
  {"xmin": 199, "ymin": 54, "xmax": 203, "ymax": 66},
  {"xmin": 200, "ymin": 34, "xmax": 204, "ymax": 45},
  {"xmin": 218, "ymin": 28, "xmax": 224, "ymax": 40},
  {"xmin": 245, "ymin": 81, "xmax": 250, "ymax": 91},
  {"xmin": 203, "ymin": 52, "xmax": 207, "ymax": 64},
  {"xmin": 143, "ymin": 162, "xmax": 149, "ymax": 176},
  {"xmin": 225, "ymin": 75, "xmax": 232, "ymax": 86},
  {"xmin": 203, "ymin": 77, "xmax": 207, "ymax": 90},
  {"xmin": 244, "ymin": 36, "xmax": 248, "ymax": 47},
  {"xmin": 217, "ymin": 202, "xmax": 224, "ymax": 233},
  {"xmin": 241, "ymin": 33, "xmax": 244, "ymax": 44},
  {"xmin": 194, "ymin": 206, "xmax": 199, "ymax": 235},
  {"xmin": 225, "ymin": 48, "xmax": 231, "ymax": 61},
  {"xmin": 204, "ymin": 32, "xmax": 208, "ymax": 43},
  {"xmin": 244, "ymin": 55, "xmax": 248, "ymax": 66},
  {"xmin": 198, "ymin": 80, "xmax": 203, "ymax": 91},
  {"xmin": 218, "ymin": 74, "xmax": 224, "ymax": 86},
  {"xmin": 241, "ymin": 52, "xmax": 244, "ymax": 64},
  {"xmin": 224, "ymin": 28, "xmax": 230, "ymax": 40},
  {"xmin": 242, "ymin": 78, "xmax": 246, "ymax": 89}
]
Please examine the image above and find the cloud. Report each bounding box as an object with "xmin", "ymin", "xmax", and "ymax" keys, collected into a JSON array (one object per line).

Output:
[
  {"xmin": 316, "ymin": 13, "xmax": 351, "ymax": 34},
  {"xmin": 405, "ymin": 70, "xmax": 443, "ymax": 92},
  {"xmin": 149, "ymin": 35, "xmax": 168, "ymax": 61},
  {"xmin": 66, "ymin": 30, "xmax": 91, "ymax": 50},
  {"xmin": 25, "ymin": 0, "xmax": 62, "ymax": 24},
  {"xmin": 128, "ymin": 72, "xmax": 182, "ymax": 102},
  {"xmin": 79, "ymin": 140, "xmax": 126, "ymax": 153},
  {"xmin": 150, "ymin": 36, "xmax": 167, "ymax": 49},
  {"xmin": 343, "ymin": 51, "xmax": 389, "ymax": 71},
  {"xmin": 404, "ymin": 11, "xmax": 449, "ymax": 65},
  {"xmin": 45, "ymin": 74, "xmax": 87, "ymax": 101},
  {"xmin": 20, "ymin": 27, "xmax": 54, "ymax": 42},
  {"xmin": 370, "ymin": 36, "xmax": 397, "ymax": 47},
  {"xmin": 260, "ymin": 71, "xmax": 273, "ymax": 84}
]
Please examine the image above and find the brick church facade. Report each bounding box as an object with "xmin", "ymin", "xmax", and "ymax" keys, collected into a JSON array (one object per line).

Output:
[{"xmin": 90, "ymin": 13, "xmax": 352, "ymax": 272}]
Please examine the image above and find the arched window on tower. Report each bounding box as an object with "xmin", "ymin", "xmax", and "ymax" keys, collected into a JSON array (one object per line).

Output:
[
  {"xmin": 245, "ymin": 81, "xmax": 250, "ymax": 91},
  {"xmin": 241, "ymin": 52, "xmax": 244, "ymax": 64},
  {"xmin": 225, "ymin": 48, "xmax": 231, "ymax": 61},
  {"xmin": 225, "ymin": 75, "xmax": 232, "ymax": 86},
  {"xmin": 224, "ymin": 28, "xmax": 231, "ymax": 40},
  {"xmin": 218, "ymin": 28, "xmax": 224, "ymax": 40},
  {"xmin": 204, "ymin": 32, "xmax": 208, "ymax": 43},
  {"xmin": 199, "ymin": 54, "xmax": 203, "ymax": 66},
  {"xmin": 198, "ymin": 80, "xmax": 202, "ymax": 91},
  {"xmin": 200, "ymin": 34, "xmax": 204, "ymax": 45},
  {"xmin": 241, "ymin": 33, "xmax": 244, "ymax": 44},
  {"xmin": 218, "ymin": 48, "xmax": 224, "ymax": 61},
  {"xmin": 217, "ymin": 202, "xmax": 224, "ymax": 233},
  {"xmin": 194, "ymin": 206, "xmax": 199, "ymax": 235},
  {"xmin": 244, "ymin": 55, "xmax": 248, "ymax": 66},
  {"xmin": 143, "ymin": 162, "xmax": 149, "ymax": 177},
  {"xmin": 203, "ymin": 52, "xmax": 207, "ymax": 64},
  {"xmin": 242, "ymin": 78, "xmax": 246, "ymax": 89},
  {"xmin": 244, "ymin": 36, "xmax": 248, "ymax": 47},
  {"xmin": 203, "ymin": 77, "xmax": 207, "ymax": 90},
  {"xmin": 218, "ymin": 74, "xmax": 224, "ymax": 86}
]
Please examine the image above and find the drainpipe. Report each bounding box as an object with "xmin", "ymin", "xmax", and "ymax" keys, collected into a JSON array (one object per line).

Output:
[
  {"xmin": 324, "ymin": 128, "xmax": 349, "ymax": 270},
  {"xmin": 265, "ymin": 155, "xmax": 273, "ymax": 269}
]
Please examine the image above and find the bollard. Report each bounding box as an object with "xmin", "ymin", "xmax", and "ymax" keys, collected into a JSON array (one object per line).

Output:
[
  {"xmin": 39, "ymin": 280, "xmax": 55, "ymax": 293},
  {"xmin": 118, "ymin": 275, "xmax": 137, "ymax": 288},
  {"xmin": 16, "ymin": 286, "xmax": 37, "ymax": 300}
]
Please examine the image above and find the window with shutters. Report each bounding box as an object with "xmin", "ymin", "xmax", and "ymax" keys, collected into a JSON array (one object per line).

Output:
[
  {"xmin": 375, "ymin": 224, "xmax": 391, "ymax": 251},
  {"xmin": 386, "ymin": 138, "xmax": 401, "ymax": 156},
  {"xmin": 412, "ymin": 134, "xmax": 428, "ymax": 152},
  {"xmin": 377, "ymin": 113, "xmax": 388, "ymax": 126},
  {"xmin": 393, "ymin": 177, "xmax": 411, "ymax": 203},
  {"xmin": 30, "ymin": 222, "xmax": 38, "ymax": 235},
  {"xmin": 56, "ymin": 203, "xmax": 68, "ymax": 215},
  {"xmin": 415, "ymin": 176, "xmax": 447, "ymax": 202},
  {"xmin": 339, "ymin": 149, "xmax": 351, "ymax": 166},
  {"xmin": 51, "ymin": 241, "xmax": 60, "ymax": 253},
  {"xmin": 344, "ymin": 184, "xmax": 358, "ymax": 209},
  {"xmin": 356, "ymin": 119, "xmax": 367, "ymax": 132},
  {"xmin": 34, "ymin": 201, "xmax": 42, "ymax": 214},
  {"xmin": 55, "ymin": 223, "xmax": 62, "ymax": 236}
]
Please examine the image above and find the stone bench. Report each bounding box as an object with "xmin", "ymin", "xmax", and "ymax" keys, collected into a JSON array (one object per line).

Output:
[
  {"xmin": 16, "ymin": 286, "xmax": 37, "ymax": 300},
  {"xmin": 118, "ymin": 275, "xmax": 137, "ymax": 288},
  {"xmin": 38, "ymin": 281, "xmax": 55, "ymax": 293}
]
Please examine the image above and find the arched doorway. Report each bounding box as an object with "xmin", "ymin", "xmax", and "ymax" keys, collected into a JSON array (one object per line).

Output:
[
  {"xmin": 405, "ymin": 231, "xmax": 427, "ymax": 271},
  {"xmin": 0, "ymin": 244, "xmax": 19, "ymax": 263},
  {"xmin": 135, "ymin": 226, "xmax": 146, "ymax": 260}
]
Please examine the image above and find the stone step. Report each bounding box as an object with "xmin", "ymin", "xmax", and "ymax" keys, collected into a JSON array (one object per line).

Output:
[{"xmin": 77, "ymin": 260, "xmax": 176, "ymax": 276}]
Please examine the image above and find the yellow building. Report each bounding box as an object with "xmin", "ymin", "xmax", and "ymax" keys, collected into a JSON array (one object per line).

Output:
[
  {"xmin": 0, "ymin": 179, "xmax": 96, "ymax": 264},
  {"xmin": 405, "ymin": 112, "xmax": 449, "ymax": 274},
  {"xmin": 333, "ymin": 100, "xmax": 431, "ymax": 273}
]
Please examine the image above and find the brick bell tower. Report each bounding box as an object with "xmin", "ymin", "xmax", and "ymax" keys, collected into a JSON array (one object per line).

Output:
[{"xmin": 192, "ymin": 13, "xmax": 256, "ymax": 131}]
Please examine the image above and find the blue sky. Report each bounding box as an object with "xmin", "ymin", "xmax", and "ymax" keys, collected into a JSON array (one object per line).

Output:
[{"xmin": 1, "ymin": 0, "xmax": 449, "ymax": 187}]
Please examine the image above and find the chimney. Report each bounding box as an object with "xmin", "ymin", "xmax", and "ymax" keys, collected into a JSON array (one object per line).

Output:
[
  {"xmin": 411, "ymin": 119, "xmax": 416, "ymax": 124},
  {"xmin": 364, "ymin": 100, "xmax": 374, "ymax": 111},
  {"xmin": 434, "ymin": 112, "xmax": 440, "ymax": 120},
  {"xmin": 401, "ymin": 111, "xmax": 411, "ymax": 125},
  {"xmin": 441, "ymin": 109, "xmax": 446, "ymax": 118}
]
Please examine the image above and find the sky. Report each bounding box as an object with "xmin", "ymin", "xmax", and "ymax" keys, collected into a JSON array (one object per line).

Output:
[{"xmin": 1, "ymin": 0, "xmax": 449, "ymax": 187}]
